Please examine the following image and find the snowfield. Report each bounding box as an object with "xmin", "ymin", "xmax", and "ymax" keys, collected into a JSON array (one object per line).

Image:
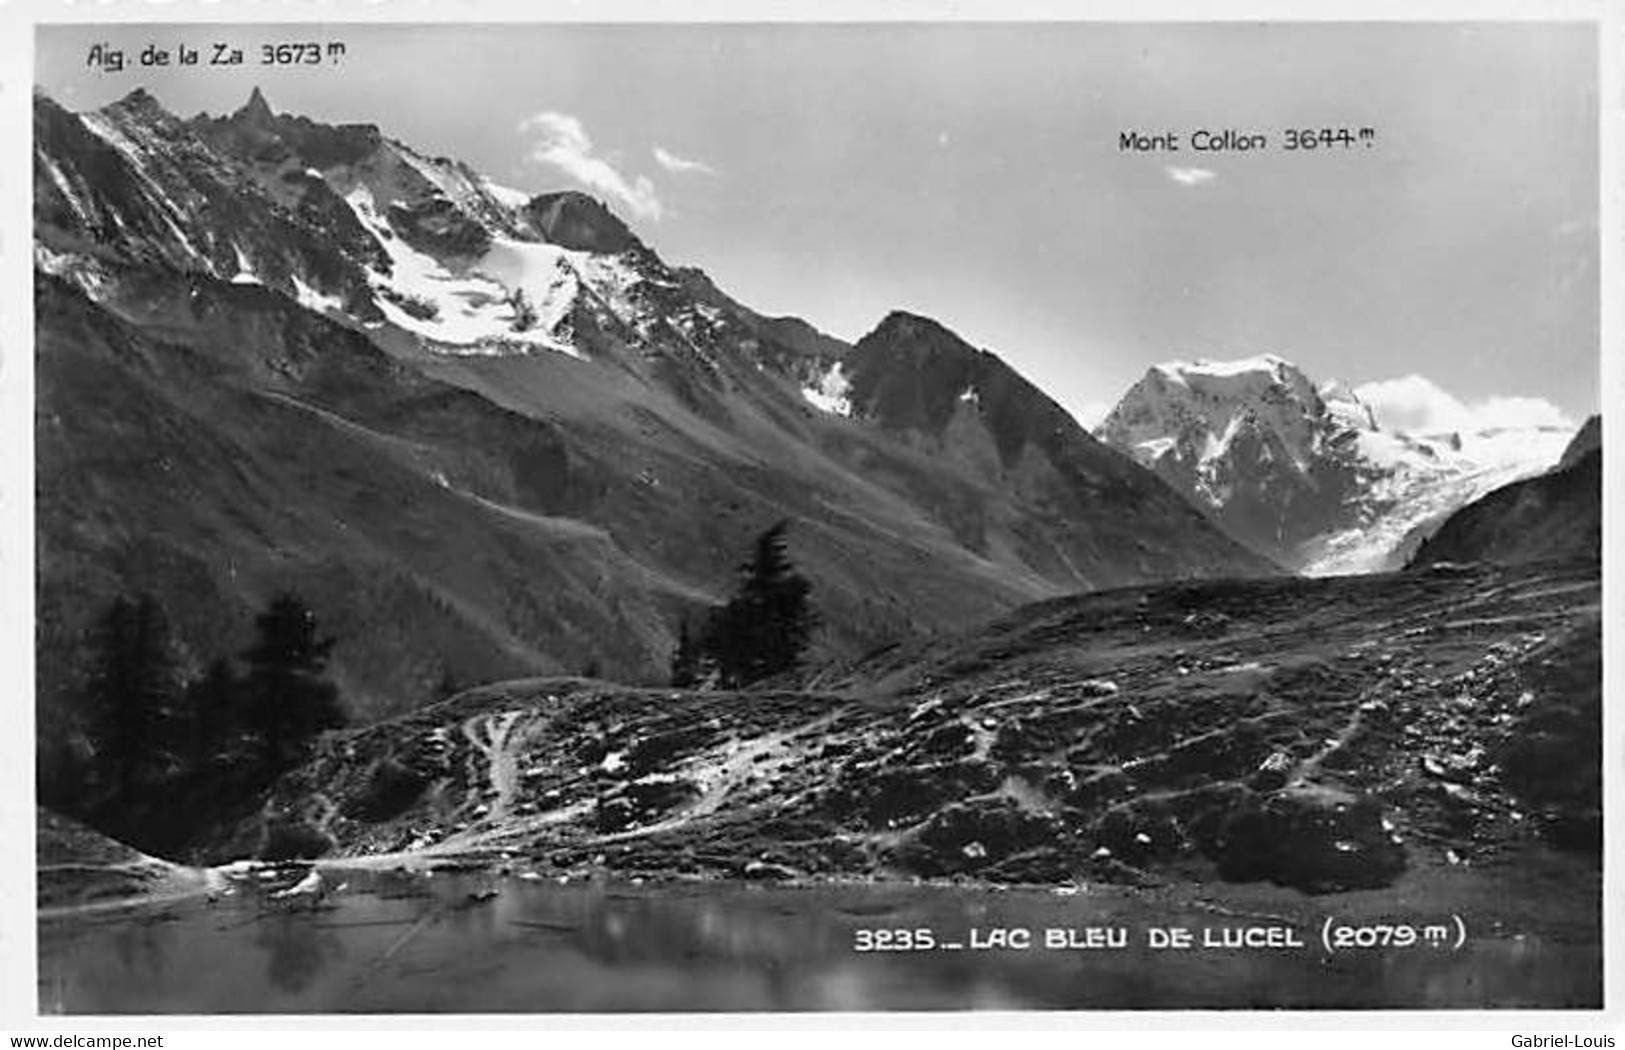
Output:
[
  {"xmin": 342, "ymin": 183, "xmax": 599, "ymax": 358},
  {"xmin": 479, "ymin": 178, "xmax": 535, "ymax": 210},
  {"xmin": 801, "ymin": 361, "xmax": 853, "ymax": 417}
]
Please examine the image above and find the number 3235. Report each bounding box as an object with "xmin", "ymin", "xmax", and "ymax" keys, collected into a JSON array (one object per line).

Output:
[{"xmin": 853, "ymin": 928, "xmax": 937, "ymax": 952}]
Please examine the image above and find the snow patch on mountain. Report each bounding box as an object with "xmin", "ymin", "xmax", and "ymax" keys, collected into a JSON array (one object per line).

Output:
[
  {"xmin": 572, "ymin": 252, "xmax": 650, "ymax": 332},
  {"xmin": 342, "ymin": 183, "xmax": 585, "ymax": 357},
  {"xmin": 36, "ymin": 243, "xmax": 116, "ymax": 300},
  {"xmin": 480, "ymin": 238, "xmax": 582, "ymax": 329},
  {"xmin": 480, "ymin": 179, "xmax": 533, "ymax": 210},
  {"xmin": 1158, "ymin": 353, "xmax": 1295, "ymax": 382},
  {"xmin": 229, "ymin": 244, "xmax": 260, "ymax": 285},
  {"xmin": 290, "ymin": 274, "xmax": 344, "ymax": 315},
  {"xmin": 802, "ymin": 362, "xmax": 852, "ymax": 417},
  {"xmin": 38, "ymin": 153, "xmax": 92, "ymax": 226},
  {"xmin": 78, "ymin": 110, "xmax": 145, "ymax": 164}
]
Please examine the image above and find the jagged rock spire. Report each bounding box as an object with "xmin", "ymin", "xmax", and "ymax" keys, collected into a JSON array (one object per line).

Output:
[{"xmin": 238, "ymin": 86, "xmax": 275, "ymax": 125}]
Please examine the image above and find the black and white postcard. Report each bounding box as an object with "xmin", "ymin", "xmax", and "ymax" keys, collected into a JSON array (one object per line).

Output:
[{"xmin": 4, "ymin": 0, "xmax": 1615, "ymax": 1030}]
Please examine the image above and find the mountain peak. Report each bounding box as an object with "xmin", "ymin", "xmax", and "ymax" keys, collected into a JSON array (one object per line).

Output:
[
  {"xmin": 877, "ymin": 309, "xmax": 942, "ymax": 329},
  {"xmin": 106, "ymin": 87, "xmax": 167, "ymax": 119},
  {"xmin": 1320, "ymin": 378, "xmax": 1379, "ymax": 432},
  {"xmin": 522, "ymin": 191, "xmax": 641, "ymax": 254},
  {"xmin": 235, "ymin": 86, "xmax": 276, "ymax": 125},
  {"xmin": 1097, "ymin": 354, "xmax": 1573, "ymax": 572},
  {"xmin": 867, "ymin": 310, "xmax": 964, "ymax": 347},
  {"xmin": 1142, "ymin": 353, "xmax": 1322, "ymax": 420}
]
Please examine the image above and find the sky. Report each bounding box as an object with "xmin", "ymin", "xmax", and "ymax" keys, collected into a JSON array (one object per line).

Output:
[{"xmin": 35, "ymin": 21, "xmax": 1599, "ymax": 432}]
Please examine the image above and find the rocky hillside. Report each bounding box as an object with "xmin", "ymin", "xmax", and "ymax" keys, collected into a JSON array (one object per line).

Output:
[
  {"xmin": 35, "ymin": 88, "xmax": 1274, "ymax": 717},
  {"xmin": 1408, "ymin": 445, "xmax": 1601, "ymax": 569},
  {"xmin": 1096, "ymin": 355, "xmax": 1573, "ymax": 574},
  {"xmin": 219, "ymin": 561, "xmax": 1599, "ymax": 894}
]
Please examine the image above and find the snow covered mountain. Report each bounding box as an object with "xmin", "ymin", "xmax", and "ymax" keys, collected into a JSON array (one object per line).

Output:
[
  {"xmin": 1096, "ymin": 355, "xmax": 1574, "ymax": 574},
  {"xmin": 36, "ymin": 87, "xmax": 755, "ymax": 370},
  {"xmin": 34, "ymin": 87, "xmax": 1274, "ymax": 714}
]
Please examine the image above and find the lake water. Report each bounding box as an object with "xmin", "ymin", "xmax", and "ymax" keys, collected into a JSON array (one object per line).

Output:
[{"xmin": 38, "ymin": 869, "xmax": 1599, "ymax": 1012}]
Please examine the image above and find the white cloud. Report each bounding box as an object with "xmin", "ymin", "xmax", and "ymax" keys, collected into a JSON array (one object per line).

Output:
[
  {"xmin": 1165, "ymin": 166, "xmax": 1217, "ymax": 187},
  {"xmin": 652, "ymin": 146, "xmax": 718, "ymax": 176},
  {"xmin": 1354, "ymin": 374, "xmax": 1574, "ymax": 434},
  {"xmin": 519, "ymin": 111, "xmax": 662, "ymax": 221}
]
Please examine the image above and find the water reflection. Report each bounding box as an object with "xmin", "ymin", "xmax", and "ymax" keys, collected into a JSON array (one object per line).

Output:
[
  {"xmin": 256, "ymin": 914, "xmax": 343, "ymax": 996},
  {"xmin": 38, "ymin": 872, "xmax": 1601, "ymax": 1013},
  {"xmin": 111, "ymin": 922, "xmax": 168, "ymax": 986}
]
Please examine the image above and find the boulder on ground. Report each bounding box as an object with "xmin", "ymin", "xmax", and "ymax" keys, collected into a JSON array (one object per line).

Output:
[
  {"xmin": 1090, "ymin": 802, "xmax": 1190, "ymax": 863},
  {"xmin": 741, "ymin": 859, "xmax": 798, "ymax": 881},
  {"xmin": 1247, "ymin": 751, "xmax": 1294, "ymax": 792}
]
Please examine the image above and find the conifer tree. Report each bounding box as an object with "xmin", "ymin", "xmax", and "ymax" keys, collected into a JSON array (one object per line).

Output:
[
  {"xmin": 84, "ymin": 593, "xmax": 181, "ymax": 797},
  {"xmin": 241, "ymin": 593, "xmax": 345, "ymax": 770},
  {"xmin": 670, "ymin": 618, "xmax": 700, "ymax": 688},
  {"xmin": 176, "ymin": 657, "xmax": 240, "ymax": 769},
  {"xmin": 704, "ymin": 521, "xmax": 816, "ymax": 688}
]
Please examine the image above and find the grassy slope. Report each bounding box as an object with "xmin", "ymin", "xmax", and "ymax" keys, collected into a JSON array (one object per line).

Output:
[
  {"xmin": 39, "ymin": 264, "xmax": 1273, "ymax": 717},
  {"xmin": 36, "ymin": 275, "xmax": 689, "ymax": 718}
]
